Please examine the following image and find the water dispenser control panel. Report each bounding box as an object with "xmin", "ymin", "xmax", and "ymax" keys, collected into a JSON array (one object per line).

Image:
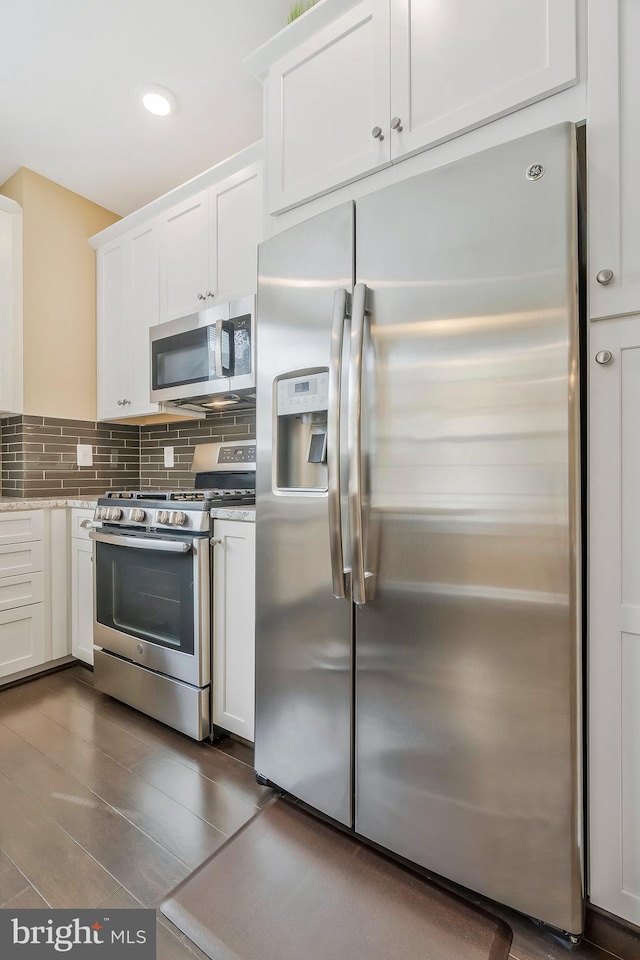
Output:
[{"xmin": 277, "ymin": 373, "xmax": 328, "ymax": 416}]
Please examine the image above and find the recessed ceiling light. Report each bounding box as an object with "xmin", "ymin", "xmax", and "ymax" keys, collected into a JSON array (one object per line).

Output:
[{"xmin": 141, "ymin": 86, "xmax": 176, "ymax": 117}]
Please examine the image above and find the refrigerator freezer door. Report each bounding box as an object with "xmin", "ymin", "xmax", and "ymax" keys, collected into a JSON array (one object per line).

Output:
[
  {"xmin": 255, "ymin": 203, "xmax": 355, "ymax": 826},
  {"xmin": 354, "ymin": 125, "xmax": 583, "ymax": 933}
]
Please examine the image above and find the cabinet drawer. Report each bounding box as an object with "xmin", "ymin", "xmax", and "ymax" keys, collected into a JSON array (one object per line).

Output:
[
  {"xmin": 0, "ymin": 573, "xmax": 44, "ymax": 612},
  {"xmin": 0, "ymin": 602, "xmax": 45, "ymax": 679},
  {"xmin": 71, "ymin": 509, "xmax": 97, "ymax": 541},
  {"xmin": 0, "ymin": 510, "xmax": 44, "ymax": 545},
  {"xmin": 0, "ymin": 541, "xmax": 45, "ymax": 578}
]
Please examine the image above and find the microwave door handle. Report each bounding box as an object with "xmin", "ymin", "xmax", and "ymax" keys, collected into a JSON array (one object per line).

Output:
[
  {"xmin": 215, "ymin": 319, "xmax": 224, "ymax": 378},
  {"xmin": 348, "ymin": 283, "xmax": 368, "ymax": 605},
  {"xmin": 328, "ymin": 287, "xmax": 349, "ymax": 599},
  {"xmin": 90, "ymin": 531, "xmax": 192, "ymax": 553}
]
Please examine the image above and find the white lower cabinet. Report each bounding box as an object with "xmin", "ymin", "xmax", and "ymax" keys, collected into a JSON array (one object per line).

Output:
[
  {"xmin": 589, "ymin": 314, "xmax": 640, "ymax": 925},
  {"xmin": 71, "ymin": 510, "xmax": 95, "ymax": 666},
  {"xmin": 0, "ymin": 510, "xmax": 47, "ymax": 679},
  {"xmin": 212, "ymin": 520, "xmax": 256, "ymax": 742},
  {"xmin": 0, "ymin": 604, "xmax": 45, "ymax": 678}
]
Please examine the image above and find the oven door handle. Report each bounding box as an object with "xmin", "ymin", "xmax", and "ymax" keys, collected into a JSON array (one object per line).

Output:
[{"xmin": 89, "ymin": 530, "xmax": 192, "ymax": 553}]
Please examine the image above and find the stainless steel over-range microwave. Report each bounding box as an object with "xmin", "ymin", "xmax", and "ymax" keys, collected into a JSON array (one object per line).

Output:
[{"xmin": 150, "ymin": 296, "xmax": 255, "ymax": 403}]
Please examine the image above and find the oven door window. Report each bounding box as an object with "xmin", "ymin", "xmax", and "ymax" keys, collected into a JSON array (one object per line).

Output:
[{"xmin": 95, "ymin": 540, "xmax": 195, "ymax": 654}]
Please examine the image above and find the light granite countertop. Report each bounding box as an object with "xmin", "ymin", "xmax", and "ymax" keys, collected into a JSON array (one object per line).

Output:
[
  {"xmin": 0, "ymin": 498, "xmax": 256, "ymax": 522},
  {"xmin": 0, "ymin": 497, "xmax": 98, "ymax": 511}
]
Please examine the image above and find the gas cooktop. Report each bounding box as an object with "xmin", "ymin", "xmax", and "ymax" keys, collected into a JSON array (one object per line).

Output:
[{"xmin": 102, "ymin": 489, "xmax": 255, "ymax": 504}]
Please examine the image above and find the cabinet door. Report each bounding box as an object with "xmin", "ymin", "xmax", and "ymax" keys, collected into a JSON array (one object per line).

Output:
[
  {"xmin": 0, "ymin": 603, "xmax": 45, "ymax": 679},
  {"xmin": 97, "ymin": 236, "xmax": 132, "ymax": 421},
  {"xmin": 212, "ymin": 521, "xmax": 255, "ymax": 741},
  {"xmin": 71, "ymin": 538, "xmax": 94, "ymax": 666},
  {"xmin": 159, "ymin": 190, "xmax": 210, "ymax": 322},
  {"xmin": 588, "ymin": 0, "xmax": 640, "ymax": 320},
  {"xmin": 589, "ymin": 315, "xmax": 640, "ymax": 926},
  {"xmin": 0, "ymin": 204, "xmax": 23, "ymax": 416},
  {"xmin": 129, "ymin": 220, "xmax": 160, "ymax": 415},
  {"xmin": 266, "ymin": 0, "xmax": 390, "ymax": 215},
  {"xmin": 389, "ymin": 0, "xmax": 577, "ymax": 162},
  {"xmin": 209, "ymin": 163, "xmax": 262, "ymax": 300}
]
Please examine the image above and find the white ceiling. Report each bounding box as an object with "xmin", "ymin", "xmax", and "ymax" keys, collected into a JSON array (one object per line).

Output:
[{"xmin": 0, "ymin": 0, "xmax": 293, "ymax": 215}]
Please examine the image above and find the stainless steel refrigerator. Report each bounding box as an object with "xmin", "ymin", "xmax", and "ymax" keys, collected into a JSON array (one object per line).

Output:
[{"xmin": 255, "ymin": 123, "xmax": 583, "ymax": 937}]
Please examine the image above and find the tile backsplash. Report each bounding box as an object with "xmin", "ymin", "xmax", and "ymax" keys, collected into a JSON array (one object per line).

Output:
[
  {"xmin": 1, "ymin": 409, "xmax": 256, "ymax": 499},
  {"xmin": 1, "ymin": 416, "xmax": 140, "ymax": 498}
]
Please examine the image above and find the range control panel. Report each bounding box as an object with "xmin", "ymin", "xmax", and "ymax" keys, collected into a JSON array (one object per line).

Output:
[
  {"xmin": 277, "ymin": 372, "xmax": 328, "ymax": 416},
  {"xmin": 217, "ymin": 444, "xmax": 256, "ymax": 464}
]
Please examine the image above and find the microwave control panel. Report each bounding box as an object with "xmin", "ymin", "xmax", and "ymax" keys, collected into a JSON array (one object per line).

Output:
[{"xmin": 277, "ymin": 373, "xmax": 328, "ymax": 416}]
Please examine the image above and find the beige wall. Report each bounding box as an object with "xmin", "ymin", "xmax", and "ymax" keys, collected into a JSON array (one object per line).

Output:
[{"xmin": 0, "ymin": 168, "xmax": 119, "ymax": 420}]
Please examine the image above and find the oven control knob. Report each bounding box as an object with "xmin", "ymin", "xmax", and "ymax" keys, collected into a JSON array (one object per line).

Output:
[
  {"xmin": 157, "ymin": 510, "xmax": 170, "ymax": 524},
  {"xmin": 106, "ymin": 507, "xmax": 122, "ymax": 521},
  {"xmin": 95, "ymin": 507, "xmax": 105, "ymax": 520},
  {"xmin": 169, "ymin": 511, "xmax": 187, "ymax": 526},
  {"xmin": 129, "ymin": 508, "xmax": 146, "ymax": 523}
]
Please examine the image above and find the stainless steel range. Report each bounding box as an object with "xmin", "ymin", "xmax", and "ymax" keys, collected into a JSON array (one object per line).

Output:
[{"xmin": 91, "ymin": 439, "xmax": 255, "ymax": 740}]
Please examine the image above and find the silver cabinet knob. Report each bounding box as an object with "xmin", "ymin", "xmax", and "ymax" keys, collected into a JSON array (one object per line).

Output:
[
  {"xmin": 197, "ymin": 292, "xmax": 206, "ymax": 300},
  {"xmin": 122, "ymin": 399, "xmax": 130, "ymax": 405},
  {"xmin": 206, "ymin": 291, "xmax": 215, "ymax": 298},
  {"xmin": 595, "ymin": 350, "xmax": 613, "ymax": 365},
  {"xmin": 596, "ymin": 269, "xmax": 614, "ymax": 285},
  {"xmin": 117, "ymin": 400, "xmax": 123, "ymax": 406},
  {"xmin": 390, "ymin": 116, "xmax": 403, "ymax": 132},
  {"xmin": 371, "ymin": 126, "xmax": 384, "ymax": 141}
]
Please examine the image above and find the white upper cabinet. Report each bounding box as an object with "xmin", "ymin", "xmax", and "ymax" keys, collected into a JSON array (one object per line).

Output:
[
  {"xmin": 0, "ymin": 198, "xmax": 23, "ymax": 415},
  {"xmin": 97, "ymin": 220, "xmax": 160, "ymax": 420},
  {"xmin": 97, "ymin": 236, "xmax": 131, "ymax": 421},
  {"xmin": 266, "ymin": 0, "xmax": 391, "ymax": 214},
  {"xmin": 210, "ymin": 162, "xmax": 263, "ymax": 302},
  {"xmin": 159, "ymin": 190, "xmax": 209, "ymax": 322},
  {"xmin": 250, "ymin": 0, "xmax": 578, "ymax": 214},
  {"xmin": 160, "ymin": 164, "xmax": 263, "ymax": 320},
  {"xmin": 588, "ymin": 0, "xmax": 640, "ymax": 320},
  {"xmin": 129, "ymin": 220, "xmax": 160, "ymax": 413},
  {"xmin": 389, "ymin": 0, "xmax": 577, "ymax": 162}
]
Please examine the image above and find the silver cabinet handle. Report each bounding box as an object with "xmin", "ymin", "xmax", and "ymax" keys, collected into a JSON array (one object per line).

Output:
[
  {"xmin": 117, "ymin": 399, "xmax": 130, "ymax": 406},
  {"xmin": 596, "ymin": 269, "xmax": 614, "ymax": 285},
  {"xmin": 210, "ymin": 537, "xmax": 222, "ymax": 546},
  {"xmin": 328, "ymin": 288, "xmax": 349, "ymax": 600},
  {"xmin": 390, "ymin": 117, "xmax": 403, "ymax": 132},
  {"xmin": 197, "ymin": 292, "xmax": 206, "ymax": 300},
  {"xmin": 371, "ymin": 126, "xmax": 384, "ymax": 141},
  {"xmin": 206, "ymin": 291, "xmax": 215, "ymax": 298},
  {"xmin": 90, "ymin": 530, "xmax": 192, "ymax": 553},
  {"xmin": 595, "ymin": 350, "xmax": 613, "ymax": 364},
  {"xmin": 348, "ymin": 283, "xmax": 368, "ymax": 605},
  {"xmin": 80, "ymin": 519, "xmax": 98, "ymax": 530}
]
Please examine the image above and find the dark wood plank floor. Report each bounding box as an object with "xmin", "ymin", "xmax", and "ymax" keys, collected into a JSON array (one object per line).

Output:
[
  {"xmin": 0, "ymin": 666, "xmax": 632, "ymax": 960},
  {"xmin": 0, "ymin": 664, "xmax": 271, "ymax": 959}
]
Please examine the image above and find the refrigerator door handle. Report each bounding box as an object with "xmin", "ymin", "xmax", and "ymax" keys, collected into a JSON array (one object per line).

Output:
[
  {"xmin": 328, "ymin": 287, "xmax": 349, "ymax": 599},
  {"xmin": 348, "ymin": 282, "xmax": 369, "ymax": 605}
]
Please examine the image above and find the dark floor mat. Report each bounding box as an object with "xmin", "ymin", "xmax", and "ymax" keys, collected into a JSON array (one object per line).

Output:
[{"xmin": 162, "ymin": 798, "xmax": 513, "ymax": 960}]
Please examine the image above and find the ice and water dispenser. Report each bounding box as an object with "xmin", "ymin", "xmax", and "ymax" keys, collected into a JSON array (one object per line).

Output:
[{"xmin": 275, "ymin": 370, "xmax": 329, "ymax": 492}]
